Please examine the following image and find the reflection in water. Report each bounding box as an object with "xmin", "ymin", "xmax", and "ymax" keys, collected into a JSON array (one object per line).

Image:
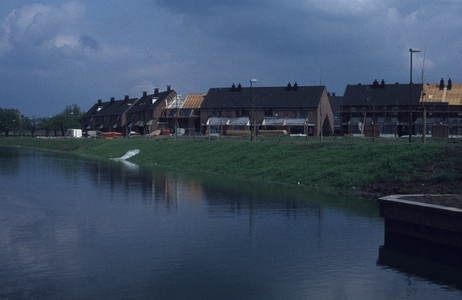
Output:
[{"xmin": 0, "ymin": 146, "xmax": 461, "ymax": 299}]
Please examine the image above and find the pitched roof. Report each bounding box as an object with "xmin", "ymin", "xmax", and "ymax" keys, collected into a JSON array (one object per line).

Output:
[
  {"xmin": 83, "ymin": 96, "xmax": 138, "ymax": 118},
  {"xmin": 127, "ymin": 90, "xmax": 176, "ymax": 114},
  {"xmin": 343, "ymin": 80, "xmax": 423, "ymax": 107},
  {"xmin": 183, "ymin": 94, "xmax": 206, "ymax": 109},
  {"xmin": 201, "ymin": 84, "xmax": 325, "ymax": 109},
  {"xmin": 422, "ymin": 80, "xmax": 462, "ymax": 105}
]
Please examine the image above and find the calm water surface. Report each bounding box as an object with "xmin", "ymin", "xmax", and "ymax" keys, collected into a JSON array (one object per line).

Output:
[{"xmin": 0, "ymin": 146, "xmax": 461, "ymax": 299}]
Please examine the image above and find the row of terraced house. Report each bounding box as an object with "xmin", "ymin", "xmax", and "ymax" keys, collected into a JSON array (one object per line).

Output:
[{"xmin": 81, "ymin": 78, "xmax": 462, "ymax": 138}]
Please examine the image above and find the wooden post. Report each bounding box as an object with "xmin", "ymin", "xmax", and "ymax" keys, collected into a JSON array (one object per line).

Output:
[
  {"xmin": 361, "ymin": 113, "xmax": 366, "ymax": 137},
  {"xmin": 320, "ymin": 113, "xmax": 323, "ymax": 142},
  {"xmin": 423, "ymin": 106, "xmax": 426, "ymax": 144}
]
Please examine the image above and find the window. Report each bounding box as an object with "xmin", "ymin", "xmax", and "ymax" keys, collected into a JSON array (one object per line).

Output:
[
  {"xmin": 181, "ymin": 109, "xmax": 193, "ymax": 117},
  {"xmin": 300, "ymin": 108, "xmax": 308, "ymax": 118},
  {"xmin": 242, "ymin": 109, "xmax": 250, "ymax": 117},
  {"xmin": 236, "ymin": 109, "xmax": 240, "ymax": 117},
  {"xmin": 264, "ymin": 108, "xmax": 272, "ymax": 117},
  {"xmin": 275, "ymin": 109, "xmax": 279, "ymax": 117},
  {"xmin": 293, "ymin": 108, "xmax": 297, "ymax": 118}
]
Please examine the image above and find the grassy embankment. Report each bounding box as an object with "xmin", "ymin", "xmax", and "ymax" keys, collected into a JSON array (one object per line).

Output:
[{"xmin": 1, "ymin": 136, "xmax": 461, "ymax": 196}]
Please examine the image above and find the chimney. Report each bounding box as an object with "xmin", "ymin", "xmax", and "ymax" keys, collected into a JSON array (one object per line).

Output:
[
  {"xmin": 231, "ymin": 83, "xmax": 236, "ymax": 92},
  {"xmin": 448, "ymin": 78, "xmax": 452, "ymax": 90},
  {"xmin": 124, "ymin": 95, "xmax": 129, "ymax": 101},
  {"xmin": 293, "ymin": 82, "xmax": 298, "ymax": 91},
  {"xmin": 439, "ymin": 78, "xmax": 444, "ymax": 90},
  {"xmin": 167, "ymin": 85, "xmax": 171, "ymax": 91},
  {"xmin": 237, "ymin": 83, "xmax": 242, "ymax": 91},
  {"xmin": 110, "ymin": 97, "xmax": 115, "ymax": 104},
  {"xmin": 332, "ymin": 92, "xmax": 336, "ymax": 96},
  {"xmin": 381, "ymin": 79, "xmax": 385, "ymax": 88},
  {"xmin": 286, "ymin": 82, "xmax": 292, "ymax": 91},
  {"xmin": 98, "ymin": 99, "xmax": 102, "ymax": 105},
  {"xmin": 143, "ymin": 91, "xmax": 147, "ymax": 97},
  {"xmin": 372, "ymin": 79, "xmax": 379, "ymax": 89},
  {"xmin": 154, "ymin": 88, "xmax": 159, "ymax": 96}
]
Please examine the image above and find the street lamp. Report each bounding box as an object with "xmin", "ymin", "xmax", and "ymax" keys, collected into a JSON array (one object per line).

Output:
[
  {"xmin": 409, "ymin": 48, "xmax": 421, "ymax": 143},
  {"xmin": 250, "ymin": 79, "xmax": 257, "ymax": 141}
]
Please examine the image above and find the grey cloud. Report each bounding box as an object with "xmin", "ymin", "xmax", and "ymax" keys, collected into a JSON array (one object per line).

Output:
[{"xmin": 79, "ymin": 35, "xmax": 99, "ymax": 50}]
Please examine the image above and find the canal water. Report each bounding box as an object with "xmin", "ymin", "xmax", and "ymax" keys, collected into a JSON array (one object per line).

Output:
[{"xmin": 0, "ymin": 146, "xmax": 461, "ymax": 299}]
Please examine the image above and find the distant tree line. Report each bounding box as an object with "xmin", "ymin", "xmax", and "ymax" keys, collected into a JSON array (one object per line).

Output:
[{"xmin": 0, "ymin": 104, "xmax": 85, "ymax": 137}]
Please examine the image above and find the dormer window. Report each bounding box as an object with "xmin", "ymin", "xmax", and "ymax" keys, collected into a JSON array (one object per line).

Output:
[
  {"xmin": 97, "ymin": 106, "xmax": 103, "ymax": 112},
  {"xmin": 152, "ymin": 97, "xmax": 158, "ymax": 104}
]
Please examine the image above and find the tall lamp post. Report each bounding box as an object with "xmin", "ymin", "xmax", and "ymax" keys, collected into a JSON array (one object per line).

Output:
[
  {"xmin": 250, "ymin": 79, "xmax": 257, "ymax": 141},
  {"xmin": 409, "ymin": 48, "xmax": 421, "ymax": 143}
]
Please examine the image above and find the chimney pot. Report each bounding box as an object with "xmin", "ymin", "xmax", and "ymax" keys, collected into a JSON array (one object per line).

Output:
[
  {"xmin": 293, "ymin": 82, "xmax": 298, "ymax": 90},
  {"xmin": 98, "ymin": 99, "xmax": 102, "ymax": 105},
  {"xmin": 237, "ymin": 83, "xmax": 242, "ymax": 91},
  {"xmin": 167, "ymin": 85, "xmax": 171, "ymax": 91},
  {"xmin": 110, "ymin": 97, "xmax": 115, "ymax": 103},
  {"xmin": 448, "ymin": 78, "xmax": 452, "ymax": 90},
  {"xmin": 154, "ymin": 88, "xmax": 159, "ymax": 95},
  {"xmin": 143, "ymin": 91, "xmax": 147, "ymax": 97},
  {"xmin": 124, "ymin": 95, "xmax": 129, "ymax": 101}
]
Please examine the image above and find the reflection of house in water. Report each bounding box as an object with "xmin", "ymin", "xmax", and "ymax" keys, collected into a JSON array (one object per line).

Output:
[{"xmin": 86, "ymin": 160, "xmax": 206, "ymax": 208}]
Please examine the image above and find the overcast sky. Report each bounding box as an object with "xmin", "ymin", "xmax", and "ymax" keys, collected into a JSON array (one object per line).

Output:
[{"xmin": 0, "ymin": 0, "xmax": 461, "ymax": 117}]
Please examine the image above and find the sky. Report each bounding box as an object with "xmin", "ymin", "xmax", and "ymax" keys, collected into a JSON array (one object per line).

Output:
[{"xmin": 1, "ymin": 0, "xmax": 462, "ymax": 117}]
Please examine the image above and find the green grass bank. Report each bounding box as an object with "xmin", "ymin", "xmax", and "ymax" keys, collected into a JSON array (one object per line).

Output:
[{"xmin": 1, "ymin": 137, "xmax": 461, "ymax": 197}]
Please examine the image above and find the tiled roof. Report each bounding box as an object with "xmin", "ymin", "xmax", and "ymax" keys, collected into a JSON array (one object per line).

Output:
[
  {"xmin": 343, "ymin": 81, "xmax": 423, "ymax": 106},
  {"xmin": 83, "ymin": 97, "xmax": 138, "ymax": 118},
  {"xmin": 201, "ymin": 85, "xmax": 325, "ymax": 109},
  {"xmin": 422, "ymin": 82, "xmax": 462, "ymax": 105},
  {"xmin": 183, "ymin": 94, "xmax": 205, "ymax": 109},
  {"xmin": 127, "ymin": 90, "xmax": 176, "ymax": 114}
]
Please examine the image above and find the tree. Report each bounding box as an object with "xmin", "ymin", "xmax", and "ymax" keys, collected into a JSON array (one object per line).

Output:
[
  {"xmin": 38, "ymin": 117, "xmax": 52, "ymax": 137},
  {"xmin": 418, "ymin": 48, "xmax": 427, "ymax": 85},
  {"xmin": 57, "ymin": 104, "xmax": 85, "ymax": 136},
  {"xmin": 0, "ymin": 109, "xmax": 22, "ymax": 137},
  {"xmin": 22, "ymin": 116, "xmax": 39, "ymax": 137}
]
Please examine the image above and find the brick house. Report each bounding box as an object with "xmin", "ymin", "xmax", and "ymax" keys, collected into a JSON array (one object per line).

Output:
[
  {"xmin": 82, "ymin": 95, "xmax": 138, "ymax": 137},
  {"xmin": 341, "ymin": 79, "xmax": 462, "ymax": 138},
  {"xmin": 341, "ymin": 80, "xmax": 423, "ymax": 137},
  {"xmin": 161, "ymin": 94, "xmax": 205, "ymax": 135},
  {"xmin": 125, "ymin": 86, "xmax": 176, "ymax": 135},
  {"xmin": 420, "ymin": 79, "xmax": 462, "ymax": 137},
  {"xmin": 200, "ymin": 83, "xmax": 333, "ymax": 136}
]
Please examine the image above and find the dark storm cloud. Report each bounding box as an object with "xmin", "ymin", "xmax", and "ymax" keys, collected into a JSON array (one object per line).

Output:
[
  {"xmin": 152, "ymin": 0, "xmax": 253, "ymax": 15},
  {"xmin": 79, "ymin": 35, "xmax": 98, "ymax": 50}
]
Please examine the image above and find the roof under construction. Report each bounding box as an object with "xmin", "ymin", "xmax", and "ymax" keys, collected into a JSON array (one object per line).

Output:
[{"xmin": 422, "ymin": 79, "xmax": 462, "ymax": 105}]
